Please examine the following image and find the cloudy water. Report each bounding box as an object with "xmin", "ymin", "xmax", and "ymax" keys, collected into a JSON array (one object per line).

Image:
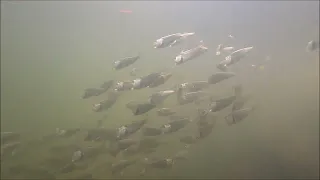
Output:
[{"xmin": 1, "ymin": 1, "xmax": 319, "ymax": 179}]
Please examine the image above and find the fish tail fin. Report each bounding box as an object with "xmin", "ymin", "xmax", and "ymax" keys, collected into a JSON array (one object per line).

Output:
[
  {"xmin": 108, "ymin": 148, "xmax": 120, "ymax": 157},
  {"xmin": 137, "ymin": 52, "xmax": 142, "ymax": 58},
  {"xmin": 177, "ymin": 87, "xmax": 184, "ymax": 104},
  {"xmin": 233, "ymin": 84, "xmax": 243, "ymax": 98},
  {"xmin": 225, "ymin": 113, "xmax": 235, "ymax": 126},
  {"xmin": 251, "ymin": 103, "xmax": 260, "ymax": 111}
]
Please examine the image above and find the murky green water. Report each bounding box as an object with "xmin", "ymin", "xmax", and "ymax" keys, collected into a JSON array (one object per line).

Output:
[{"xmin": 1, "ymin": 1, "xmax": 319, "ymax": 179}]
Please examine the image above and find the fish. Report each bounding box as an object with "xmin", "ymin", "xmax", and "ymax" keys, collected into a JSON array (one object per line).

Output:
[
  {"xmin": 140, "ymin": 157, "xmax": 175, "ymax": 176},
  {"xmin": 71, "ymin": 150, "xmax": 84, "ymax": 163},
  {"xmin": 116, "ymin": 119, "xmax": 148, "ymax": 140},
  {"xmin": 174, "ymin": 43, "xmax": 208, "ymax": 65},
  {"xmin": 96, "ymin": 114, "xmax": 108, "ymax": 128},
  {"xmin": 55, "ymin": 128, "xmax": 81, "ymax": 138},
  {"xmin": 138, "ymin": 137, "xmax": 163, "ymax": 150},
  {"xmin": 154, "ymin": 32, "xmax": 195, "ymax": 49},
  {"xmin": 209, "ymin": 95, "xmax": 237, "ymax": 112},
  {"xmin": 82, "ymin": 88, "xmax": 107, "ymax": 99},
  {"xmin": 178, "ymin": 91, "xmax": 206, "ymax": 105},
  {"xmin": 109, "ymin": 139, "xmax": 138, "ymax": 157},
  {"xmin": 111, "ymin": 159, "xmax": 137, "ymax": 175},
  {"xmin": 84, "ymin": 128, "xmax": 118, "ymax": 142},
  {"xmin": 177, "ymin": 87, "xmax": 207, "ymax": 105},
  {"xmin": 180, "ymin": 136, "xmax": 198, "ymax": 145},
  {"xmin": 100, "ymin": 80, "xmax": 114, "ymax": 90},
  {"xmin": 148, "ymin": 90, "xmax": 175, "ymax": 105},
  {"xmin": 169, "ymin": 115, "xmax": 190, "ymax": 122},
  {"xmin": 132, "ymin": 72, "xmax": 162, "ymax": 90},
  {"xmin": 217, "ymin": 46, "xmax": 253, "ymax": 71},
  {"xmin": 156, "ymin": 108, "xmax": 176, "ymax": 116},
  {"xmin": 113, "ymin": 55, "xmax": 140, "ymax": 70},
  {"xmin": 195, "ymin": 109, "xmax": 210, "ymax": 126},
  {"xmin": 123, "ymin": 137, "xmax": 162, "ymax": 156},
  {"xmin": 216, "ymin": 44, "xmax": 234, "ymax": 56},
  {"xmin": 1, "ymin": 132, "xmax": 20, "ymax": 145},
  {"xmin": 83, "ymin": 143, "xmax": 109, "ymax": 159},
  {"xmin": 194, "ymin": 109, "xmax": 216, "ymax": 140},
  {"xmin": 225, "ymin": 106, "xmax": 257, "ymax": 125},
  {"xmin": 232, "ymin": 94, "xmax": 252, "ymax": 111},
  {"xmin": 141, "ymin": 157, "xmax": 174, "ymax": 176},
  {"xmin": 216, "ymin": 44, "xmax": 223, "ymax": 56},
  {"xmin": 306, "ymin": 40, "xmax": 319, "ymax": 52},
  {"xmin": 172, "ymin": 149, "xmax": 189, "ymax": 161},
  {"xmin": 73, "ymin": 173, "xmax": 93, "ymax": 179},
  {"xmin": 130, "ymin": 68, "xmax": 138, "ymax": 76},
  {"xmin": 148, "ymin": 73, "xmax": 173, "ymax": 88},
  {"xmin": 114, "ymin": 81, "xmax": 134, "ymax": 91},
  {"xmin": 207, "ymin": 72, "xmax": 235, "ymax": 84},
  {"xmin": 232, "ymin": 84, "xmax": 252, "ymax": 111},
  {"xmin": 59, "ymin": 163, "xmax": 77, "ymax": 174},
  {"xmin": 179, "ymin": 81, "xmax": 209, "ymax": 92},
  {"xmin": 5, "ymin": 165, "xmax": 56, "ymax": 179},
  {"xmin": 1, "ymin": 141, "xmax": 21, "ymax": 159},
  {"xmin": 161, "ymin": 119, "xmax": 192, "ymax": 134},
  {"xmin": 58, "ymin": 144, "xmax": 108, "ymax": 174},
  {"xmin": 92, "ymin": 92, "xmax": 120, "ymax": 112},
  {"xmin": 131, "ymin": 102, "xmax": 156, "ymax": 115},
  {"xmin": 198, "ymin": 123, "xmax": 215, "ymax": 139},
  {"xmin": 142, "ymin": 127, "xmax": 163, "ymax": 136}
]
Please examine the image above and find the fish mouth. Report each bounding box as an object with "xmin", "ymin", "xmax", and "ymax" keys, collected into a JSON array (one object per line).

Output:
[
  {"xmin": 153, "ymin": 40, "xmax": 162, "ymax": 48},
  {"xmin": 153, "ymin": 44, "xmax": 159, "ymax": 48},
  {"xmin": 174, "ymin": 56, "xmax": 183, "ymax": 64}
]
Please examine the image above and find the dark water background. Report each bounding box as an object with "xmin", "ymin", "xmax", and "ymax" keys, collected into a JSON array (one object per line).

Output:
[{"xmin": 1, "ymin": 1, "xmax": 319, "ymax": 179}]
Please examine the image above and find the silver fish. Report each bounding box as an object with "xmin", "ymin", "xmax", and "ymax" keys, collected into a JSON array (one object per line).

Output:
[
  {"xmin": 174, "ymin": 43, "xmax": 208, "ymax": 65},
  {"xmin": 207, "ymin": 72, "xmax": 235, "ymax": 84},
  {"xmin": 209, "ymin": 95, "xmax": 236, "ymax": 112},
  {"xmin": 154, "ymin": 32, "xmax": 195, "ymax": 48},
  {"xmin": 217, "ymin": 46, "xmax": 253, "ymax": 71},
  {"xmin": 149, "ymin": 90, "xmax": 175, "ymax": 105},
  {"xmin": 114, "ymin": 81, "xmax": 134, "ymax": 91},
  {"xmin": 306, "ymin": 40, "xmax": 319, "ymax": 52},
  {"xmin": 132, "ymin": 72, "xmax": 162, "ymax": 90},
  {"xmin": 148, "ymin": 73, "xmax": 173, "ymax": 88},
  {"xmin": 179, "ymin": 81, "xmax": 209, "ymax": 92},
  {"xmin": 156, "ymin": 108, "xmax": 176, "ymax": 116},
  {"xmin": 113, "ymin": 55, "xmax": 140, "ymax": 70}
]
